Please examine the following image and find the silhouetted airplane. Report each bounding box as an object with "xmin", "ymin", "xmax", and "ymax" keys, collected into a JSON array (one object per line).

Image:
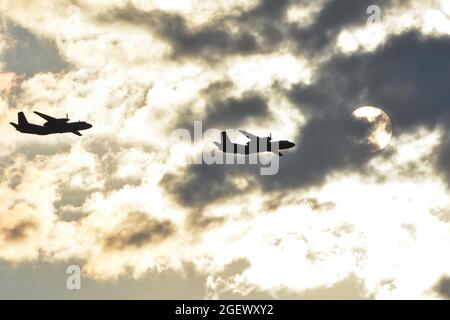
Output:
[
  {"xmin": 10, "ymin": 111, "xmax": 92, "ymax": 136},
  {"xmin": 214, "ymin": 130, "xmax": 295, "ymax": 156}
]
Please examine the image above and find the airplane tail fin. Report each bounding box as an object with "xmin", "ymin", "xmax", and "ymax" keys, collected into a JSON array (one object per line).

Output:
[{"xmin": 18, "ymin": 112, "xmax": 29, "ymax": 126}]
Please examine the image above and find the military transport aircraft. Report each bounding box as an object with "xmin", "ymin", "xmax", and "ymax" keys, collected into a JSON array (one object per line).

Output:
[
  {"xmin": 10, "ymin": 111, "xmax": 92, "ymax": 136},
  {"xmin": 214, "ymin": 130, "xmax": 295, "ymax": 156}
]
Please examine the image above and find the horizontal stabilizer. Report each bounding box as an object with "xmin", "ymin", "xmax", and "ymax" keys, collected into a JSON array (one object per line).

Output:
[{"xmin": 10, "ymin": 122, "xmax": 18, "ymax": 129}]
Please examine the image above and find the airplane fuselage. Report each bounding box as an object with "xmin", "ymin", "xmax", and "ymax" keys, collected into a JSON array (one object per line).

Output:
[
  {"xmin": 215, "ymin": 131, "xmax": 295, "ymax": 156},
  {"xmin": 13, "ymin": 122, "xmax": 92, "ymax": 135},
  {"xmin": 221, "ymin": 140, "xmax": 295, "ymax": 155},
  {"xmin": 10, "ymin": 111, "xmax": 92, "ymax": 136}
]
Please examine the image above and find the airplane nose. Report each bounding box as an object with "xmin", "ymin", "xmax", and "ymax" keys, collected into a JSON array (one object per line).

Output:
[
  {"xmin": 279, "ymin": 141, "xmax": 295, "ymax": 149},
  {"xmin": 86, "ymin": 123, "xmax": 93, "ymax": 129}
]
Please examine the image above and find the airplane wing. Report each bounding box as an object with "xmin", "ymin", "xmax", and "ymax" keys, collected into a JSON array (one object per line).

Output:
[
  {"xmin": 72, "ymin": 131, "xmax": 82, "ymax": 136},
  {"xmin": 34, "ymin": 111, "xmax": 57, "ymax": 122},
  {"xmin": 238, "ymin": 130, "xmax": 259, "ymax": 141}
]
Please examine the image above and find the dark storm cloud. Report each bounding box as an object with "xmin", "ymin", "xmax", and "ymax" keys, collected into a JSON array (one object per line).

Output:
[
  {"xmin": 241, "ymin": 0, "xmax": 291, "ymax": 20},
  {"xmin": 99, "ymin": 7, "xmax": 260, "ymax": 61},
  {"xmin": 163, "ymin": 100, "xmax": 375, "ymax": 210},
  {"xmin": 104, "ymin": 212, "xmax": 175, "ymax": 250},
  {"xmin": 164, "ymin": 110, "xmax": 374, "ymax": 209},
  {"xmin": 98, "ymin": 0, "xmax": 413, "ymax": 62},
  {"xmin": 201, "ymin": 80, "xmax": 235, "ymax": 98},
  {"xmin": 160, "ymin": 164, "xmax": 261, "ymax": 229},
  {"xmin": 204, "ymin": 93, "xmax": 271, "ymax": 129},
  {"xmin": 1, "ymin": 220, "xmax": 37, "ymax": 242},
  {"xmin": 257, "ymin": 113, "xmax": 373, "ymax": 190},
  {"xmin": 280, "ymin": 31, "xmax": 450, "ymax": 189},
  {"xmin": 289, "ymin": 0, "xmax": 406, "ymax": 54},
  {"xmin": 101, "ymin": 1, "xmax": 449, "ymax": 201},
  {"xmin": 176, "ymin": 90, "xmax": 272, "ymax": 131},
  {"xmin": 97, "ymin": 0, "xmax": 300, "ymax": 62},
  {"xmin": 1, "ymin": 18, "xmax": 70, "ymax": 76},
  {"xmin": 234, "ymin": 0, "xmax": 291, "ymax": 47},
  {"xmin": 434, "ymin": 276, "xmax": 450, "ymax": 299},
  {"xmin": 160, "ymin": 164, "xmax": 258, "ymax": 209},
  {"xmin": 162, "ymin": 30, "xmax": 450, "ymax": 209},
  {"xmin": 437, "ymin": 132, "xmax": 450, "ymax": 186}
]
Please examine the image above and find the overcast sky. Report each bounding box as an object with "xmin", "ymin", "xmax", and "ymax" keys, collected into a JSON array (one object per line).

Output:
[{"xmin": 0, "ymin": 0, "xmax": 450, "ymax": 299}]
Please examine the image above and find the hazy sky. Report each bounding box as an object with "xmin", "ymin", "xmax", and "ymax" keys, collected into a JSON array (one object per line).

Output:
[{"xmin": 0, "ymin": 0, "xmax": 450, "ymax": 299}]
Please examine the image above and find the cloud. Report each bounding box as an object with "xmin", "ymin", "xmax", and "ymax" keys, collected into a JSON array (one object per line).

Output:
[
  {"xmin": 1, "ymin": 219, "xmax": 37, "ymax": 242},
  {"xmin": 97, "ymin": 0, "xmax": 416, "ymax": 63},
  {"xmin": 160, "ymin": 163, "xmax": 258, "ymax": 210},
  {"xmin": 0, "ymin": 72, "xmax": 18, "ymax": 96},
  {"xmin": 434, "ymin": 276, "xmax": 450, "ymax": 299},
  {"xmin": 14, "ymin": 142, "xmax": 72, "ymax": 161},
  {"xmin": 288, "ymin": 0, "xmax": 404, "ymax": 54},
  {"xmin": 53, "ymin": 185, "xmax": 96, "ymax": 222},
  {"xmin": 0, "ymin": 0, "xmax": 449, "ymax": 300},
  {"xmin": 99, "ymin": 7, "xmax": 259, "ymax": 62},
  {"xmin": 437, "ymin": 132, "xmax": 450, "ymax": 185},
  {"xmin": 0, "ymin": 18, "xmax": 70, "ymax": 76},
  {"xmin": 163, "ymin": 28, "xmax": 450, "ymax": 212},
  {"xmin": 160, "ymin": 30, "xmax": 450, "ymax": 213},
  {"xmin": 265, "ymin": 31, "xmax": 450, "ymax": 190},
  {"xmin": 103, "ymin": 212, "xmax": 175, "ymax": 250},
  {"xmin": 160, "ymin": 164, "xmax": 256, "ymax": 231},
  {"xmin": 204, "ymin": 93, "xmax": 271, "ymax": 129},
  {"xmin": 0, "ymin": 260, "xmax": 208, "ymax": 299},
  {"xmin": 177, "ymin": 89, "xmax": 272, "ymax": 131},
  {"xmin": 96, "ymin": 0, "xmax": 297, "ymax": 63},
  {"xmin": 217, "ymin": 273, "xmax": 372, "ymax": 299},
  {"xmin": 0, "ymin": 202, "xmax": 47, "ymax": 262}
]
